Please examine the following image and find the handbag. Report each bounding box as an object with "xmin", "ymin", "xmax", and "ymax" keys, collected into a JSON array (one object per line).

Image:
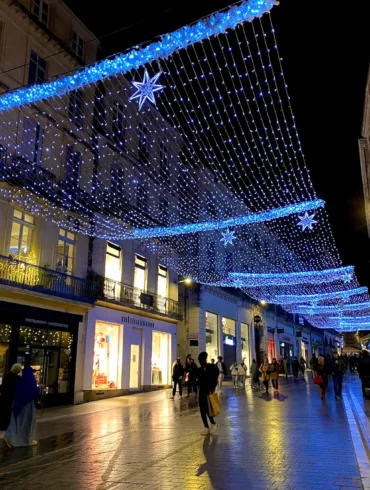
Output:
[
  {"xmin": 313, "ymin": 375, "xmax": 323, "ymax": 385},
  {"xmin": 185, "ymin": 372, "xmax": 189, "ymax": 383},
  {"xmin": 208, "ymin": 392, "xmax": 220, "ymax": 417}
]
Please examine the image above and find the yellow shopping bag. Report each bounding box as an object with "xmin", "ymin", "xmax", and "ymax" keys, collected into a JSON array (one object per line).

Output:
[{"xmin": 208, "ymin": 392, "xmax": 221, "ymax": 417}]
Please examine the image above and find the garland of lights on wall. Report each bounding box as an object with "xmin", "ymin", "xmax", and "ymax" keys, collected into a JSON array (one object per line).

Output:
[{"xmin": 0, "ymin": 0, "xmax": 368, "ymax": 330}]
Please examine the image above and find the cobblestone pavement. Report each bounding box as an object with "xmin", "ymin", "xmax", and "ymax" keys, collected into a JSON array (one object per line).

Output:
[{"xmin": 0, "ymin": 375, "xmax": 364, "ymax": 490}]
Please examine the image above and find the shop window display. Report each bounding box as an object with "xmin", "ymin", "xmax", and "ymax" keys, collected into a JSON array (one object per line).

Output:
[
  {"xmin": 152, "ymin": 331, "xmax": 170, "ymax": 385},
  {"xmin": 0, "ymin": 324, "xmax": 12, "ymax": 384},
  {"xmin": 92, "ymin": 322, "xmax": 120, "ymax": 389},
  {"xmin": 206, "ymin": 311, "xmax": 218, "ymax": 359}
]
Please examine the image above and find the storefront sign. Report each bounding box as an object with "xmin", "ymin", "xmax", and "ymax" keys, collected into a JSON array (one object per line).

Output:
[
  {"xmin": 187, "ymin": 333, "xmax": 198, "ymax": 340},
  {"xmin": 224, "ymin": 337, "xmax": 235, "ymax": 346},
  {"xmin": 24, "ymin": 318, "xmax": 69, "ymax": 329},
  {"xmin": 254, "ymin": 315, "xmax": 262, "ymax": 323},
  {"xmin": 122, "ymin": 315, "xmax": 155, "ymax": 328}
]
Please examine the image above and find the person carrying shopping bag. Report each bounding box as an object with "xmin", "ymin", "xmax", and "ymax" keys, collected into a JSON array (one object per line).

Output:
[{"xmin": 198, "ymin": 352, "xmax": 219, "ymax": 436}]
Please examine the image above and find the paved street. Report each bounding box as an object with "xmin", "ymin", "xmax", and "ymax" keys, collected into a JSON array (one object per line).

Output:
[{"xmin": 0, "ymin": 375, "xmax": 366, "ymax": 490}]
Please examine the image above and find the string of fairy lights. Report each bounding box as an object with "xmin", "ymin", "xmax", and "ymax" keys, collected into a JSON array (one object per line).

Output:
[{"xmin": 0, "ymin": 0, "xmax": 368, "ymax": 331}]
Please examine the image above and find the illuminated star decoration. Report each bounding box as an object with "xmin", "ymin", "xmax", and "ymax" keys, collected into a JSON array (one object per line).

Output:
[
  {"xmin": 298, "ymin": 212, "xmax": 318, "ymax": 231},
  {"xmin": 129, "ymin": 69, "xmax": 165, "ymax": 110},
  {"xmin": 220, "ymin": 228, "xmax": 236, "ymax": 246},
  {"xmin": 343, "ymin": 271, "xmax": 353, "ymax": 284}
]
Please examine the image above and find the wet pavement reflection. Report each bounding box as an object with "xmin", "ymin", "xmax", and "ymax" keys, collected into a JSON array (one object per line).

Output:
[{"xmin": 0, "ymin": 376, "xmax": 363, "ymax": 489}]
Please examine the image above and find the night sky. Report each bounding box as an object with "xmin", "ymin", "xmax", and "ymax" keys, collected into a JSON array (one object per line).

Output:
[{"xmin": 66, "ymin": 0, "xmax": 370, "ymax": 286}]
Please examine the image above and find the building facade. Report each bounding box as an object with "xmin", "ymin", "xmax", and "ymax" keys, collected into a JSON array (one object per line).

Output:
[{"xmin": 0, "ymin": 0, "xmax": 181, "ymax": 406}]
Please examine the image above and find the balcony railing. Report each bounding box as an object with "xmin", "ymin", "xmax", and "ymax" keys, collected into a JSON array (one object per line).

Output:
[
  {"xmin": 98, "ymin": 277, "xmax": 183, "ymax": 320},
  {"xmin": 0, "ymin": 255, "xmax": 95, "ymax": 304}
]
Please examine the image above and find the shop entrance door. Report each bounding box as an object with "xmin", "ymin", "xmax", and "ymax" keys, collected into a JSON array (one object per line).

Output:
[
  {"xmin": 130, "ymin": 344, "xmax": 140, "ymax": 389},
  {"xmin": 17, "ymin": 345, "xmax": 74, "ymax": 406}
]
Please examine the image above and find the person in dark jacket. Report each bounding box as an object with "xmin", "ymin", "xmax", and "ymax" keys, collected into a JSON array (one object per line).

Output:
[
  {"xmin": 292, "ymin": 357, "xmax": 299, "ymax": 379},
  {"xmin": 170, "ymin": 358, "xmax": 184, "ymax": 400},
  {"xmin": 0, "ymin": 364, "xmax": 22, "ymax": 431},
  {"xmin": 314, "ymin": 355, "xmax": 329, "ymax": 400},
  {"xmin": 185, "ymin": 358, "xmax": 198, "ymax": 398},
  {"xmin": 331, "ymin": 352, "xmax": 346, "ymax": 400},
  {"xmin": 357, "ymin": 351, "xmax": 370, "ymax": 397},
  {"xmin": 198, "ymin": 351, "xmax": 218, "ymax": 435}
]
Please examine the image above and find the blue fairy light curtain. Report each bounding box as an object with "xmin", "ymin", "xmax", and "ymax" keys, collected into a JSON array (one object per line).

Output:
[{"xmin": 0, "ymin": 0, "xmax": 368, "ymax": 330}]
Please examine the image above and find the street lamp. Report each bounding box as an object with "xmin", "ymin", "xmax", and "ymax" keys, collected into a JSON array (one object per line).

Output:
[{"xmin": 260, "ymin": 300, "xmax": 267, "ymax": 306}]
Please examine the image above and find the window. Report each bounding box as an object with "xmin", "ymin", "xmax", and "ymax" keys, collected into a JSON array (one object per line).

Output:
[
  {"xmin": 152, "ymin": 331, "xmax": 171, "ymax": 385},
  {"xmin": 21, "ymin": 118, "xmax": 43, "ymax": 164},
  {"xmin": 112, "ymin": 102, "xmax": 125, "ymax": 146},
  {"xmin": 69, "ymin": 89, "xmax": 84, "ymax": 127},
  {"xmin": 222, "ymin": 317, "xmax": 236, "ymax": 337},
  {"xmin": 28, "ymin": 50, "xmax": 46, "ymax": 84},
  {"xmin": 92, "ymin": 321, "xmax": 121, "ymax": 389},
  {"xmin": 33, "ymin": 0, "xmax": 49, "ymax": 26},
  {"xmin": 160, "ymin": 142, "xmax": 168, "ymax": 180},
  {"xmin": 206, "ymin": 312, "xmax": 218, "ymax": 360},
  {"xmin": 0, "ymin": 324, "xmax": 12, "ymax": 384},
  {"xmin": 134, "ymin": 254, "xmax": 147, "ymax": 292},
  {"xmin": 65, "ymin": 146, "xmax": 81, "ymax": 186},
  {"xmin": 72, "ymin": 31, "xmax": 84, "ymax": 60},
  {"xmin": 105, "ymin": 242, "xmax": 121, "ymax": 282},
  {"xmin": 110, "ymin": 162, "xmax": 124, "ymax": 197},
  {"xmin": 138, "ymin": 124, "xmax": 148, "ymax": 164},
  {"xmin": 56, "ymin": 229, "xmax": 75, "ymax": 275},
  {"xmin": 9, "ymin": 209, "xmax": 35, "ymax": 261},
  {"xmin": 157, "ymin": 265, "xmax": 167, "ymax": 297},
  {"xmin": 241, "ymin": 323, "xmax": 250, "ymax": 368},
  {"xmin": 159, "ymin": 197, "xmax": 169, "ymax": 224}
]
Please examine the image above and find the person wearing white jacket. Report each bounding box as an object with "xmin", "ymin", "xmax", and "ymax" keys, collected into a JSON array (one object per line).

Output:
[
  {"xmin": 230, "ymin": 362, "xmax": 239, "ymax": 388},
  {"xmin": 238, "ymin": 361, "xmax": 247, "ymax": 387}
]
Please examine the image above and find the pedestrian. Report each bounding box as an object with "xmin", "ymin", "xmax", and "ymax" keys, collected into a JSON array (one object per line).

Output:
[
  {"xmin": 216, "ymin": 356, "xmax": 227, "ymax": 393},
  {"xmin": 314, "ymin": 355, "xmax": 329, "ymax": 400},
  {"xmin": 0, "ymin": 364, "xmax": 22, "ymax": 432},
  {"xmin": 238, "ymin": 360, "xmax": 247, "ymax": 387},
  {"xmin": 185, "ymin": 358, "xmax": 198, "ymax": 398},
  {"xmin": 4, "ymin": 366, "xmax": 40, "ymax": 448},
  {"xmin": 357, "ymin": 351, "xmax": 370, "ymax": 397},
  {"xmin": 270, "ymin": 358, "xmax": 279, "ymax": 393},
  {"xmin": 197, "ymin": 351, "xmax": 218, "ymax": 435},
  {"xmin": 250, "ymin": 359, "xmax": 260, "ymax": 389},
  {"xmin": 292, "ymin": 356, "xmax": 299, "ymax": 379},
  {"xmin": 283, "ymin": 356, "xmax": 289, "ymax": 378},
  {"xmin": 260, "ymin": 358, "xmax": 271, "ymax": 393},
  {"xmin": 211, "ymin": 359, "xmax": 215, "ymax": 365},
  {"xmin": 299, "ymin": 356, "xmax": 306, "ymax": 375},
  {"xmin": 230, "ymin": 362, "xmax": 239, "ymax": 388},
  {"xmin": 331, "ymin": 352, "xmax": 346, "ymax": 400},
  {"xmin": 170, "ymin": 358, "xmax": 184, "ymax": 400}
]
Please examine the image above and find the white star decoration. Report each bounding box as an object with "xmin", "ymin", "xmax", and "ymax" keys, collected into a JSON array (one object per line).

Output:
[
  {"xmin": 298, "ymin": 212, "xmax": 317, "ymax": 231},
  {"xmin": 220, "ymin": 228, "xmax": 236, "ymax": 246},
  {"xmin": 129, "ymin": 69, "xmax": 165, "ymax": 110},
  {"xmin": 343, "ymin": 272, "xmax": 353, "ymax": 284}
]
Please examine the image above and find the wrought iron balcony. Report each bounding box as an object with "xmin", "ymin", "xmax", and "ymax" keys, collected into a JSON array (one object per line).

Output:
[
  {"xmin": 0, "ymin": 254, "xmax": 95, "ymax": 304},
  {"xmin": 97, "ymin": 276, "xmax": 183, "ymax": 320}
]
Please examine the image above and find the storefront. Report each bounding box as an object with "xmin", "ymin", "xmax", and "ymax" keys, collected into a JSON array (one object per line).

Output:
[
  {"xmin": 278, "ymin": 332, "xmax": 294, "ymax": 368},
  {"xmin": 268, "ymin": 329, "xmax": 276, "ymax": 361},
  {"xmin": 0, "ymin": 301, "xmax": 81, "ymax": 406},
  {"xmin": 205, "ymin": 311, "xmax": 219, "ymax": 360},
  {"xmin": 240, "ymin": 322, "xmax": 250, "ymax": 367},
  {"xmin": 222, "ymin": 317, "xmax": 236, "ymax": 370},
  {"xmin": 84, "ymin": 306, "xmax": 177, "ymax": 402}
]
